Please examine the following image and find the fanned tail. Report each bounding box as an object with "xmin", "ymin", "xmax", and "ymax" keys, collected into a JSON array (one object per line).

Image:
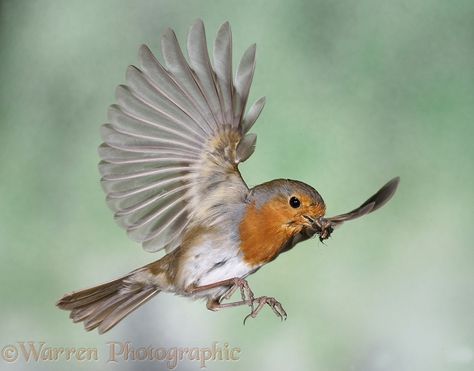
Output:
[{"xmin": 56, "ymin": 272, "xmax": 160, "ymax": 334}]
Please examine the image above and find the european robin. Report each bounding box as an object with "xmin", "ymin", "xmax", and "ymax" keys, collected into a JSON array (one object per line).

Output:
[{"xmin": 57, "ymin": 20, "xmax": 399, "ymax": 334}]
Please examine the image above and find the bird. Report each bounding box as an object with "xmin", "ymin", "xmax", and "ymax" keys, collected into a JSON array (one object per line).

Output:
[{"xmin": 56, "ymin": 19, "xmax": 400, "ymax": 334}]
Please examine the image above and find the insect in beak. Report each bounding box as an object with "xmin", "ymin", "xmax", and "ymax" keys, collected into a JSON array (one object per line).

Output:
[
  {"xmin": 312, "ymin": 217, "xmax": 334, "ymax": 242},
  {"xmin": 303, "ymin": 215, "xmax": 334, "ymax": 241}
]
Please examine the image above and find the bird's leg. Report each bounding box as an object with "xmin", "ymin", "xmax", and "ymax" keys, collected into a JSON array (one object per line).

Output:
[
  {"xmin": 187, "ymin": 277, "xmax": 254, "ymax": 305},
  {"xmin": 187, "ymin": 278, "xmax": 287, "ymax": 322}
]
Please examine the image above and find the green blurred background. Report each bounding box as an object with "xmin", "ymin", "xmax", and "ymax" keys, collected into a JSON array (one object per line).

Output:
[{"xmin": 1, "ymin": 0, "xmax": 473, "ymax": 370}]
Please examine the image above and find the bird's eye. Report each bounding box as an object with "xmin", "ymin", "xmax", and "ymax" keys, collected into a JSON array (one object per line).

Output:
[{"xmin": 289, "ymin": 196, "xmax": 301, "ymax": 208}]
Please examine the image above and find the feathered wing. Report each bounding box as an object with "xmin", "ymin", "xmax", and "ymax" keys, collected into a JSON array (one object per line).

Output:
[
  {"xmin": 326, "ymin": 177, "xmax": 400, "ymax": 225},
  {"xmin": 99, "ymin": 20, "xmax": 265, "ymax": 252}
]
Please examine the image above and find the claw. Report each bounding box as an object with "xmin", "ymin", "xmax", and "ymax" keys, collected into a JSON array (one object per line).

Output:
[
  {"xmin": 265, "ymin": 297, "xmax": 287, "ymax": 321},
  {"xmin": 243, "ymin": 312, "xmax": 252, "ymax": 325},
  {"xmin": 243, "ymin": 296, "xmax": 287, "ymax": 324}
]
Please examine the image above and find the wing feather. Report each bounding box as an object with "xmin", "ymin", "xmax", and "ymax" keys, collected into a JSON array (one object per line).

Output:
[
  {"xmin": 99, "ymin": 20, "xmax": 265, "ymax": 252},
  {"xmin": 138, "ymin": 45, "xmax": 210, "ymax": 138},
  {"xmin": 233, "ymin": 44, "xmax": 256, "ymax": 126},
  {"xmin": 187, "ymin": 20, "xmax": 225, "ymax": 126},
  {"xmin": 114, "ymin": 183, "xmax": 192, "ymax": 216},
  {"xmin": 213, "ymin": 22, "xmax": 233, "ymax": 126},
  {"xmin": 161, "ymin": 28, "xmax": 217, "ymax": 131},
  {"xmin": 101, "ymin": 124, "xmax": 199, "ymax": 154},
  {"xmin": 108, "ymin": 105, "xmax": 203, "ymax": 148},
  {"xmin": 103, "ymin": 174, "xmax": 193, "ymax": 196},
  {"xmin": 242, "ymin": 96, "xmax": 266, "ymax": 133},
  {"xmin": 116, "ymin": 85, "xmax": 207, "ymax": 140}
]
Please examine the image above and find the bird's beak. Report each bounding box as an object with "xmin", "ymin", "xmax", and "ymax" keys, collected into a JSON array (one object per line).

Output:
[{"xmin": 303, "ymin": 215, "xmax": 315, "ymax": 227}]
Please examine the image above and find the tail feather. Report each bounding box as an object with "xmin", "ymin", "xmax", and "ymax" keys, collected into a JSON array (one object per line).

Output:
[
  {"xmin": 57, "ymin": 273, "xmax": 160, "ymax": 334},
  {"xmin": 97, "ymin": 287, "xmax": 158, "ymax": 334},
  {"xmin": 78, "ymin": 294, "xmax": 130, "ymax": 330},
  {"xmin": 58, "ymin": 278, "xmax": 124, "ymax": 310}
]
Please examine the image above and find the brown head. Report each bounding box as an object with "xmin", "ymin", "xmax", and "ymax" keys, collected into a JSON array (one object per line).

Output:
[{"xmin": 239, "ymin": 179, "xmax": 326, "ymax": 267}]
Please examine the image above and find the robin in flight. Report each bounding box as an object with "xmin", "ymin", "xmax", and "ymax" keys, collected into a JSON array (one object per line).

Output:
[{"xmin": 57, "ymin": 20, "xmax": 399, "ymax": 334}]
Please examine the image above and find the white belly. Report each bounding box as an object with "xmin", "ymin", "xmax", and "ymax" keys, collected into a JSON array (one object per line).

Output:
[{"xmin": 176, "ymin": 238, "xmax": 255, "ymax": 299}]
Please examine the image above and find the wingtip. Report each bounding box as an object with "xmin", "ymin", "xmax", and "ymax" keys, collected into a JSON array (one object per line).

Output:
[
  {"xmin": 142, "ymin": 239, "xmax": 162, "ymax": 253},
  {"xmin": 115, "ymin": 84, "xmax": 130, "ymax": 100},
  {"xmin": 385, "ymin": 176, "xmax": 401, "ymax": 194},
  {"xmin": 187, "ymin": 18, "xmax": 207, "ymax": 52},
  {"xmin": 161, "ymin": 27, "xmax": 177, "ymax": 43},
  {"xmin": 163, "ymin": 26, "xmax": 174, "ymax": 35},
  {"xmin": 242, "ymin": 43, "xmax": 257, "ymax": 64},
  {"xmin": 370, "ymin": 176, "xmax": 400, "ymax": 212},
  {"xmin": 189, "ymin": 18, "xmax": 205, "ymax": 33},
  {"xmin": 56, "ymin": 298, "xmax": 65, "ymax": 308},
  {"xmin": 249, "ymin": 43, "xmax": 257, "ymax": 53},
  {"xmin": 126, "ymin": 64, "xmax": 141, "ymax": 78},
  {"xmin": 138, "ymin": 43, "xmax": 150, "ymax": 51},
  {"xmin": 216, "ymin": 21, "xmax": 231, "ymax": 39},
  {"xmin": 390, "ymin": 176, "xmax": 400, "ymax": 185},
  {"xmin": 138, "ymin": 43, "xmax": 152, "ymax": 57},
  {"xmin": 219, "ymin": 20, "xmax": 230, "ymax": 30}
]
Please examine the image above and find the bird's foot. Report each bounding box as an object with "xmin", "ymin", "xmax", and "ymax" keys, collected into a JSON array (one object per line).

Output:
[
  {"xmin": 222, "ymin": 277, "xmax": 255, "ymax": 305},
  {"xmin": 191, "ymin": 277, "xmax": 287, "ymax": 323},
  {"xmin": 243, "ymin": 296, "xmax": 287, "ymax": 324}
]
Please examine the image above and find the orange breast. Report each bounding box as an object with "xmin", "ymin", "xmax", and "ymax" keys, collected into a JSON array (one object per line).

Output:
[{"xmin": 239, "ymin": 198, "xmax": 302, "ymax": 267}]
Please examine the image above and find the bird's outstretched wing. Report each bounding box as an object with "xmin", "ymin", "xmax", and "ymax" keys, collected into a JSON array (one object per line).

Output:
[
  {"xmin": 326, "ymin": 177, "xmax": 400, "ymax": 225},
  {"xmin": 99, "ymin": 20, "xmax": 265, "ymax": 252}
]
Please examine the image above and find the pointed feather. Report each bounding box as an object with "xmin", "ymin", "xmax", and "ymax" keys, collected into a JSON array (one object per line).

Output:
[
  {"xmin": 108, "ymin": 104, "xmax": 203, "ymax": 148},
  {"xmin": 242, "ymin": 96, "xmax": 265, "ymax": 133},
  {"xmin": 233, "ymin": 44, "xmax": 256, "ymax": 126},
  {"xmin": 114, "ymin": 183, "xmax": 192, "ymax": 217},
  {"xmin": 237, "ymin": 133, "xmax": 257, "ymax": 162},
  {"xmin": 187, "ymin": 19, "xmax": 224, "ymax": 125},
  {"xmin": 161, "ymin": 28, "xmax": 217, "ymax": 131},
  {"xmin": 116, "ymin": 85, "xmax": 209, "ymax": 139},
  {"xmin": 213, "ymin": 22, "xmax": 233, "ymax": 125},
  {"xmin": 101, "ymin": 124, "xmax": 200, "ymax": 156},
  {"xmin": 138, "ymin": 44, "xmax": 212, "ymax": 136},
  {"xmin": 125, "ymin": 193, "xmax": 187, "ymax": 233},
  {"xmin": 103, "ymin": 174, "xmax": 193, "ymax": 197},
  {"xmin": 141, "ymin": 207, "xmax": 188, "ymax": 243},
  {"xmin": 126, "ymin": 66, "xmax": 214, "ymax": 137},
  {"xmin": 98, "ymin": 288, "xmax": 158, "ymax": 334}
]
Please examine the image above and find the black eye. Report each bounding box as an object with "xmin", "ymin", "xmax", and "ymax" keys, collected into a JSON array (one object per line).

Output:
[{"xmin": 289, "ymin": 196, "xmax": 300, "ymax": 208}]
